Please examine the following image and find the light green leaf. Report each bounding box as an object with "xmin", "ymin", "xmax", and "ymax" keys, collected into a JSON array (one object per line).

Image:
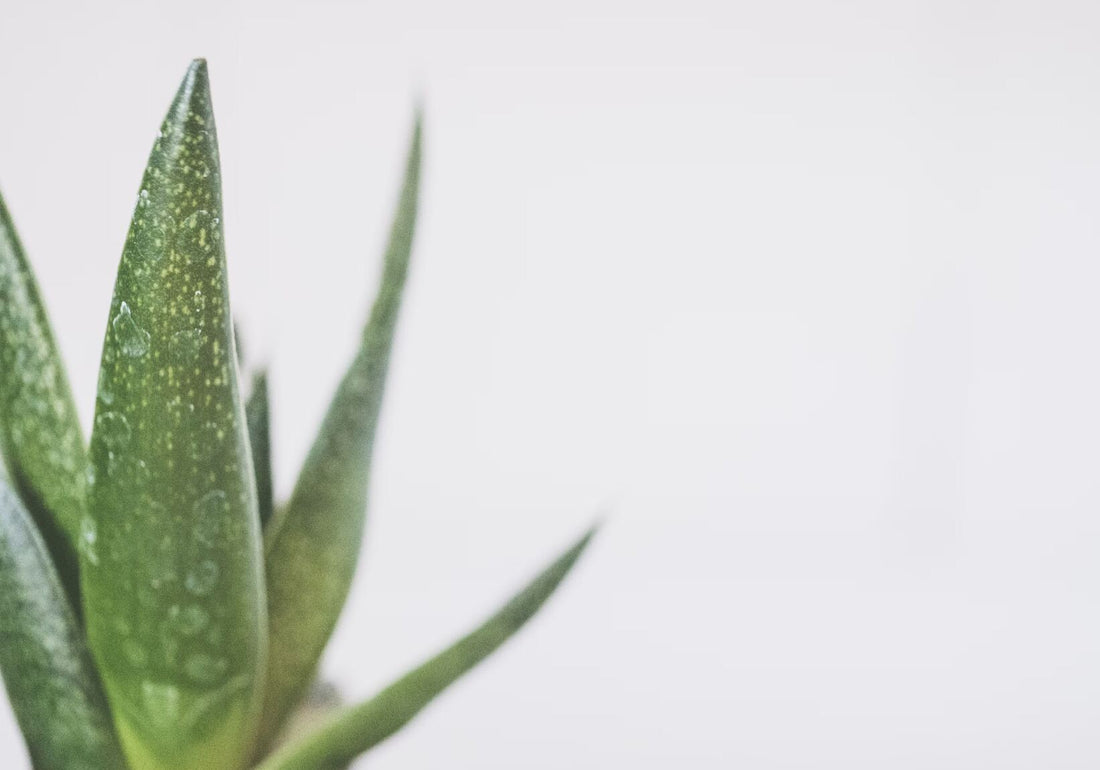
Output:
[
  {"xmin": 0, "ymin": 188, "xmax": 86, "ymax": 611},
  {"xmin": 82, "ymin": 59, "xmax": 266, "ymax": 770},
  {"xmin": 257, "ymin": 114, "xmax": 421, "ymax": 750},
  {"xmin": 0, "ymin": 478, "xmax": 127, "ymax": 769},
  {"xmin": 255, "ymin": 526, "xmax": 597, "ymax": 770},
  {"xmin": 245, "ymin": 370, "xmax": 274, "ymax": 529}
]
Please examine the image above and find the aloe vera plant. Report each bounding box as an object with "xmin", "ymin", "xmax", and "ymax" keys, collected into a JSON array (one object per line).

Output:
[{"xmin": 0, "ymin": 59, "xmax": 596, "ymax": 770}]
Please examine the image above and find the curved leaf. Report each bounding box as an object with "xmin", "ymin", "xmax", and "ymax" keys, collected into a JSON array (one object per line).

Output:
[
  {"xmin": 0, "ymin": 188, "xmax": 86, "ymax": 611},
  {"xmin": 255, "ymin": 526, "xmax": 597, "ymax": 770},
  {"xmin": 82, "ymin": 59, "xmax": 266, "ymax": 770},
  {"xmin": 257, "ymin": 114, "xmax": 421, "ymax": 749},
  {"xmin": 245, "ymin": 370, "xmax": 274, "ymax": 529},
  {"xmin": 0, "ymin": 479, "xmax": 126, "ymax": 769}
]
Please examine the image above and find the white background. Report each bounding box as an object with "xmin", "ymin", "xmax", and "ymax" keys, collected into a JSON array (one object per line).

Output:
[{"xmin": 2, "ymin": 0, "xmax": 1100, "ymax": 767}]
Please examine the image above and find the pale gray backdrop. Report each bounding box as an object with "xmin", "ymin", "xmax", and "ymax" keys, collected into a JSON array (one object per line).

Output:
[{"xmin": 2, "ymin": 0, "xmax": 1100, "ymax": 767}]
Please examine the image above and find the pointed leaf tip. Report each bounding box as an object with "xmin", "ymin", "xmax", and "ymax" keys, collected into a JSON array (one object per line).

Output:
[
  {"xmin": 246, "ymin": 369, "xmax": 274, "ymax": 530},
  {"xmin": 0, "ymin": 188, "xmax": 86, "ymax": 613},
  {"xmin": 183, "ymin": 58, "xmax": 209, "ymax": 89},
  {"xmin": 257, "ymin": 114, "xmax": 422, "ymax": 751},
  {"xmin": 84, "ymin": 61, "xmax": 265, "ymax": 770},
  {"xmin": 255, "ymin": 524, "xmax": 597, "ymax": 770}
]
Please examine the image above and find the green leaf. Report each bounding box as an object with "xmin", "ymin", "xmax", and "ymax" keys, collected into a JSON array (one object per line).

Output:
[
  {"xmin": 245, "ymin": 370, "xmax": 274, "ymax": 529},
  {"xmin": 0, "ymin": 187, "xmax": 86, "ymax": 611},
  {"xmin": 255, "ymin": 526, "xmax": 598, "ymax": 770},
  {"xmin": 257, "ymin": 114, "xmax": 422, "ymax": 749},
  {"xmin": 0, "ymin": 478, "xmax": 127, "ymax": 769},
  {"xmin": 82, "ymin": 60, "xmax": 266, "ymax": 770},
  {"xmin": 233, "ymin": 321, "xmax": 246, "ymax": 367}
]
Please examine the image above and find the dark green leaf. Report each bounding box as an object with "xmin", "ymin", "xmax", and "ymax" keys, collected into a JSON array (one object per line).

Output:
[
  {"xmin": 257, "ymin": 114, "xmax": 421, "ymax": 749},
  {"xmin": 0, "ymin": 187, "xmax": 86, "ymax": 611},
  {"xmin": 246, "ymin": 370, "xmax": 274, "ymax": 529},
  {"xmin": 82, "ymin": 60, "xmax": 266, "ymax": 770},
  {"xmin": 255, "ymin": 526, "xmax": 597, "ymax": 770},
  {"xmin": 0, "ymin": 478, "xmax": 127, "ymax": 769}
]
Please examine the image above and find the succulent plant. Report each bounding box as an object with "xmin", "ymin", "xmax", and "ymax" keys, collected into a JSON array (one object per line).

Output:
[{"xmin": 0, "ymin": 59, "xmax": 596, "ymax": 770}]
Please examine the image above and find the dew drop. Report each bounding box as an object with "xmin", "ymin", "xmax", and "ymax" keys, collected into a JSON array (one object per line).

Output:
[
  {"xmin": 112, "ymin": 302, "xmax": 150, "ymax": 358},
  {"xmin": 193, "ymin": 490, "xmax": 227, "ymax": 546},
  {"xmin": 133, "ymin": 213, "xmax": 175, "ymax": 263},
  {"xmin": 175, "ymin": 210, "xmax": 218, "ymax": 262},
  {"xmin": 185, "ymin": 560, "xmax": 219, "ymax": 596},
  {"xmin": 78, "ymin": 517, "xmax": 99, "ymax": 565},
  {"xmin": 169, "ymin": 329, "xmax": 205, "ymax": 362},
  {"xmin": 192, "ymin": 289, "xmax": 205, "ymax": 314},
  {"xmin": 149, "ymin": 553, "xmax": 177, "ymax": 589},
  {"xmin": 140, "ymin": 681, "xmax": 180, "ymax": 728},
  {"xmin": 95, "ymin": 411, "xmax": 131, "ymax": 450},
  {"xmin": 169, "ymin": 604, "xmax": 209, "ymax": 637},
  {"xmin": 183, "ymin": 653, "xmax": 228, "ymax": 686}
]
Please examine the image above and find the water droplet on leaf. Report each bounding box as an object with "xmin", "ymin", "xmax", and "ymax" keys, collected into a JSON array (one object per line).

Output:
[
  {"xmin": 183, "ymin": 653, "xmax": 228, "ymax": 686},
  {"xmin": 184, "ymin": 560, "xmax": 219, "ymax": 596},
  {"xmin": 193, "ymin": 490, "xmax": 227, "ymax": 546},
  {"xmin": 112, "ymin": 302, "xmax": 150, "ymax": 358},
  {"xmin": 168, "ymin": 604, "xmax": 209, "ymax": 637},
  {"xmin": 140, "ymin": 681, "xmax": 180, "ymax": 728},
  {"xmin": 175, "ymin": 210, "xmax": 219, "ymax": 262},
  {"xmin": 169, "ymin": 328, "xmax": 205, "ymax": 362}
]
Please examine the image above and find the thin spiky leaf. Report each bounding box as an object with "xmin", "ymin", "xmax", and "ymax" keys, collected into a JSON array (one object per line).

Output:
[
  {"xmin": 83, "ymin": 60, "xmax": 266, "ymax": 770},
  {"xmin": 0, "ymin": 479, "xmax": 126, "ymax": 769},
  {"xmin": 257, "ymin": 115, "xmax": 421, "ymax": 749},
  {"xmin": 246, "ymin": 370, "xmax": 274, "ymax": 529},
  {"xmin": 0, "ymin": 188, "xmax": 86, "ymax": 610},
  {"xmin": 256, "ymin": 526, "xmax": 597, "ymax": 770}
]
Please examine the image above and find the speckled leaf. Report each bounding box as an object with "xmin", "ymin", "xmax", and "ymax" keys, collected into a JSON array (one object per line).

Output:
[
  {"xmin": 0, "ymin": 188, "xmax": 86, "ymax": 611},
  {"xmin": 0, "ymin": 479, "xmax": 127, "ymax": 769},
  {"xmin": 245, "ymin": 370, "xmax": 274, "ymax": 529},
  {"xmin": 257, "ymin": 115, "xmax": 421, "ymax": 749},
  {"xmin": 255, "ymin": 526, "xmax": 597, "ymax": 770},
  {"xmin": 82, "ymin": 60, "xmax": 266, "ymax": 770}
]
